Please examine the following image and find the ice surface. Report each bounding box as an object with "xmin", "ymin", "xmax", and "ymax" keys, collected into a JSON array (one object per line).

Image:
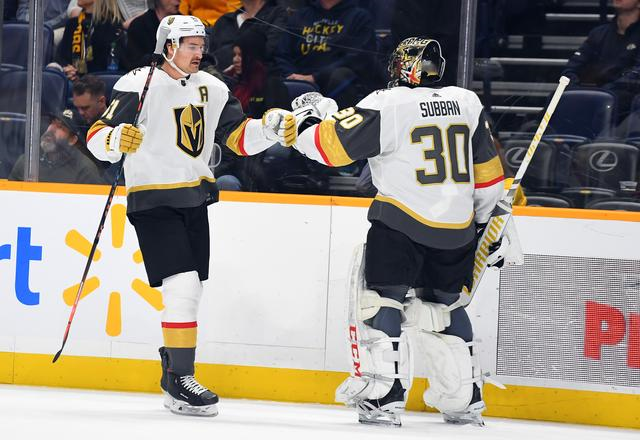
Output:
[{"xmin": 0, "ymin": 385, "xmax": 637, "ymax": 440}]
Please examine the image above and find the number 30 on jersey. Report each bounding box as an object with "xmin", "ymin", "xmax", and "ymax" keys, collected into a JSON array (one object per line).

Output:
[{"xmin": 412, "ymin": 124, "xmax": 470, "ymax": 185}]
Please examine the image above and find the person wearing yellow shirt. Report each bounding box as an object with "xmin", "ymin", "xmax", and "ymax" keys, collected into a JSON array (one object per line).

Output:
[{"xmin": 179, "ymin": 0, "xmax": 241, "ymax": 26}]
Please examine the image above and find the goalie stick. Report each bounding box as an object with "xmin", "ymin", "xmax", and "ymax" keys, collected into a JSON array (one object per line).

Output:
[
  {"xmin": 52, "ymin": 31, "xmax": 170, "ymax": 362},
  {"xmin": 448, "ymin": 75, "xmax": 571, "ymax": 311}
]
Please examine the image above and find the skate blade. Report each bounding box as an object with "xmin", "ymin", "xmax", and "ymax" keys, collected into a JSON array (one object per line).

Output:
[
  {"xmin": 358, "ymin": 413, "xmax": 401, "ymax": 427},
  {"xmin": 443, "ymin": 413, "xmax": 484, "ymax": 427},
  {"xmin": 163, "ymin": 393, "xmax": 218, "ymax": 417},
  {"xmin": 358, "ymin": 417, "xmax": 402, "ymax": 427}
]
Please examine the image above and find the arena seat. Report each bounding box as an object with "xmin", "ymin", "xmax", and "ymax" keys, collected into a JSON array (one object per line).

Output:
[
  {"xmin": 0, "ymin": 112, "xmax": 26, "ymax": 178},
  {"xmin": 547, "ymin": 88, "xmax": 616, "ymax": 139},
  {"xmin": 625, "ymin": 94, "xmax": 640, "ymax": 140},
  {"xmin": 92, "ymin": 71, "xmax": 124, "ymax": 101},
  {"xmin": 1, "ymin": 22, "xmax": 53, "ymax": 68},
  {"xmin": 585, "ymin": 198, "xmax": 640, "ymax": 212},
  {"xmin": 0, "ymin": 68, "xmax": 68, "ymax": 115},
  {"xmin": 501, "ymin": 138, "xmax": 557, "ymax": 190},
  {"xmin": 283, "ymin": 79, "xmax": 319, "ymax": 102},
  {"xmin": 566, "ymin": 142, "xmax": 639, "ymax": 191},
  {"xmin": 560, "ymin": 187, "xmax": 617, "ymax": 209},
  {"xmin": 525, "ymin": 193, "xmax": 574, "ymax": 208}
]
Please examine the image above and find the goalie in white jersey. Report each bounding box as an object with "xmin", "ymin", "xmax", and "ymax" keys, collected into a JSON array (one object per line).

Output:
[
  {"xmin": 86, "ymin": 15, "xmax": 296, "ymax": 417},
  {"xmin": 291, "ymin": 38, "xmax": 511, "ymax": 426}
]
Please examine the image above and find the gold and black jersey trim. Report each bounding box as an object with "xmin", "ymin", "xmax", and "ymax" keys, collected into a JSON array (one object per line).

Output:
[
  {"xmin": 313, "ymin": 107, "xmax": 382, "ymax": 166},
  {"xmin": 87, "ymin": 120, "xmax": 108, "ymax": 144},
  {"xmin": 368, "ymin": 196, "xmax": 476, "ymax": 250},
  {"xmin": 126, "ymin": 177, "xmax": 218, "ymax": 213},
  {"xmin": 473, "ymin": 156, "xmax": 504, "ymax": 189},
  {"xmin": 313, "ymin": 120, "xmax": 354, "ymax": 166},
  {"xmin": 127, "ymin": 176, "xmax": 216, "ymax": 194},
  {"xmin": 374, "ymin": 195, "xmax": 475, "ymax": 229},
  {"xmin": 225, "ymin": 118, "xmax": 250, "ymax": 156}
]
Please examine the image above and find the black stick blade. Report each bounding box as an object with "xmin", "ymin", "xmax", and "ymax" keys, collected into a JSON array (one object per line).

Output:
[{"xmin": 52, "ymin": 343, "xmax": 65, "ymax": 363}]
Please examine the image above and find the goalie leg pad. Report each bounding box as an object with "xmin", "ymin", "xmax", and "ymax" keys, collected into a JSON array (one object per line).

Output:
[
  {"xmin": 420, "ymin": 332, "xmax": 475, "ymax": 413},
  {"xmin": 404, "ymin": 298, "xmax": 451, "ymax": 333},
  {"xmin": 336, "ymin": 245, "xmax": 413, "ymax": 407}
]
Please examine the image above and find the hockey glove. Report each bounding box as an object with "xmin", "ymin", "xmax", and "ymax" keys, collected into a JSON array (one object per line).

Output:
[
  {"xmin": 107, "ymin": 123, "xmax": 144, "ymax": 154},
  {"xmin": 262, "ymin": 108, "xmax": 297, "ymax": 147},
  {"xmin": 291, "ymin": 92, "xmax": 338, "ymax": 133},
  {"xmin": 479, "ymin": 218, "xmax": 524, "ymax": 269}
]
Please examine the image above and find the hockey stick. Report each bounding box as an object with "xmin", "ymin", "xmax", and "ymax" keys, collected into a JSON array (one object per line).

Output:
[
  {"xmin": 448, "ymin": 75, "xmax": 571, "ymax": 311},
  {"xmin": 52, "ymin": 58, "xmax": 161, "ymax": 363}
]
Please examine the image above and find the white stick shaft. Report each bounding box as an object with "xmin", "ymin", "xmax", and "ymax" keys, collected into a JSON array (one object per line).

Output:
[
  {"xmin": 505, "ymin": 76, "xmax": 570, "ymax": 203},
  {"xmin": 454, "ymin": 76, "xmax": 570, "ymax": 309}
]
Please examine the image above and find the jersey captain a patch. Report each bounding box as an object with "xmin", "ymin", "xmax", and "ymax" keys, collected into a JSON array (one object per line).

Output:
[{"xmin": 173, "ymin": 104, "xmax": 206, "ymax": 157}]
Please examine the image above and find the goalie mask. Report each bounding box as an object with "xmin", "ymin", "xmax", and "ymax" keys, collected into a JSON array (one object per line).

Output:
[{"xmin": 388, "ymin": 37, "xmax": 445, "ymax": 87}]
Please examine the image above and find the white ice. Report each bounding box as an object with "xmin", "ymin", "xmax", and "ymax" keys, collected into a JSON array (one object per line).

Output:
[{"xmin": 0, "ymin": 384, "xmax": 637, "ymax": 440}]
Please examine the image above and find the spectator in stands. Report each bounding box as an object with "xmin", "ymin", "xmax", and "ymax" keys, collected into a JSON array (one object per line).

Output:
[
  {"xmin": 118, "ymin": 0, "xmax": 147, "ymax": 29},
  {"xmin": 216, "ymin": 31, "xmax": 274, "ymax": 191},
  {"xmin": 71, "ymin": 75, "xmax": 117, "ymax": 174},
  {"xmin": 227, "ymin": 31, "xmax": 270, "ymax": 117},
  {"xmin": 9, "ymin": 109, "xmax": 105, "ymax": 184},
  {"xmin": 71, "ymin": 74, "xmax": 108, "ymax": 131},
  {"xmin": 179, "ymin": 0, "xmax": 241, "ymax": 27},
  {"xmin": 392, "ymin": 0, "xmax": 461, "ymax": 86},
  {"xmin": 210, "ymin": 0, "xmax": 286, "ymax": 73},
  {"xmin": 124, "ymin": 0, "xmax": 180, "ymax": 70},
  {"xmin": 55, "ymin": 0, "xmax": 126, "ymax": 80},
  {"xmin": 275, "ymin": 0, "xmax": 377, "ymax": 108},
  {"xmin": 562, "ymin": 0, "xmax": 640, "ymax": 121},
  {"xmin": 16, "ymin": 0, "xmax": 73, "ymax": 46},
  {"xmin": 17, "ymin": 0, "xmax": 70, "ymax": 30}
]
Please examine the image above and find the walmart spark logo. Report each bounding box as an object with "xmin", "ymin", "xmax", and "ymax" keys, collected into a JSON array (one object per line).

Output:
[{"xmin": 63, "ymin": 203, "xmax": 163, "ymax": 336}]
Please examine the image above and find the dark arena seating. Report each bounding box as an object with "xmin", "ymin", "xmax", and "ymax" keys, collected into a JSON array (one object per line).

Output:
[{"xmin": 0, "ymin": 1, "xmax": 637, "ymax": 208}]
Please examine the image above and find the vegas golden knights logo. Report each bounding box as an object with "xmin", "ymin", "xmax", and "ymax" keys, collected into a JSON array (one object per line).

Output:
[{"xmin": 173, "ymin": 104, "xmax": 205, "ymax": 157}]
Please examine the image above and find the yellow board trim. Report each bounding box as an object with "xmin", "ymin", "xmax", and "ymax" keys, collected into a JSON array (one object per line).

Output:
[
  {"xmin": 162, "ymin": 327, "xmax": 197, "ymax": 348},
  {"xmin": 318, "ymin": 120, "xmax": 353, "ymax": 166},
  {"xmin": 127, "ymin": 176, "xmax": 216, "ymax": 194},
  {"xmin": 0, "ymin": 352, "xmax": 638, "ymax": 429},
  {"xmin": 1, "ymin": 180, "xmax": 640, "ymax": 222},
  {"xmin": 474, "ymin": 156, "xmax": 504, "ymax": 184},
  {"xmin": 375, "ymin": 194, "xmax": 474, "ymax": 229}
]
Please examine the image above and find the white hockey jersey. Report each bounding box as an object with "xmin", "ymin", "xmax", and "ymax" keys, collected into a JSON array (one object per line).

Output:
[
  {"xmin": 295, "ymin": 86, "xmax": 505, "ymax": 249},
  {"xmin": 87, "ymin": 66, "xmax": 273, "ymax": 213}
]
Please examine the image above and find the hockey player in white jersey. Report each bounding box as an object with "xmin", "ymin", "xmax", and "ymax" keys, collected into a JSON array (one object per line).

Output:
[
  {"xmin": 86, "ymin": 15, "xmax": 296, "ymax": 417},
  {"xmin": 291, "ymin": 37, "xmax": 512, "ymax": 426}
]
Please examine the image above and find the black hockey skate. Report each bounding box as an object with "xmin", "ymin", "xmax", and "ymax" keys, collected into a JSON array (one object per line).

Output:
[
  {"xmin": 356, "ymin": 380, "xmax": 405, "ymax": 427},
  {"xmin": 442, "ymin": 384, "xmax": 486, "ymax": 427},
  {"xmin": 159, "ymin": 347, "xmax": 219, "ymax": 417}
]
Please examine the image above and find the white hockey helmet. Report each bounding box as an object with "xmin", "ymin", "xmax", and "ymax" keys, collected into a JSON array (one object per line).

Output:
[{"xmin": 154, "ymin": 15, "xmax": 207, "ymax": 55}]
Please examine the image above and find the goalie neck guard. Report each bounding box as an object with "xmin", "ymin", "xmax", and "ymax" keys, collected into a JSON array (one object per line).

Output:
[{"xmin": 388, "ymin": 37, "xmax": 446, "ymax": 88}]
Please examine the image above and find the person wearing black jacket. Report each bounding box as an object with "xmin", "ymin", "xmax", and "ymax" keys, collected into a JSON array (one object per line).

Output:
[
  {"xmin": 562, "ymin": 0, "xmax": 640, "ymax": 121},
  {"xmin": 210, "ymin": 0, "xmax": 286, "ymax": 72},
  {"xmin": 123, "ymin": 0, "xmax": 180, "ymax": 70},
  {"xmin": 55, "ymin": 0, "xmax": 125, "ymax": 80},
  {"xmin": 274, "ymin": 0, "xmax": 376, "ymax": 107}
]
